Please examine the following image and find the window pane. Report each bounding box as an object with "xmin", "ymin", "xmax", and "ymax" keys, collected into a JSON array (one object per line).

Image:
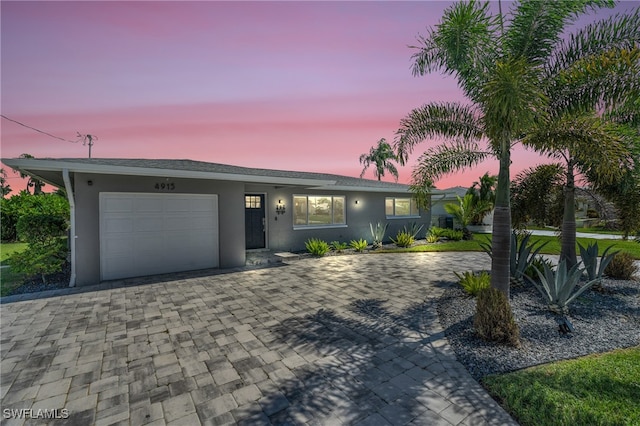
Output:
[
  {"xmin": 385, "ymin": 198, "xmax": 394, "ymax": 216},
  {"xmin": 308, "ymin": 196, "xmax": 331, "ymax": 225},
  {"xmin": 294, "ymin": 196, "xmax": 307, "ymax": 225},
  {"xmin": 395, "ymin": 198, "xmax": 411, "ymax": 216},
  {"xmin": 410, "ymin": 199, "xmax": 418, "ymax": 216},
  {"xmin": 333, "ymin": 196, "xmax": 345, "ymax": 224}
]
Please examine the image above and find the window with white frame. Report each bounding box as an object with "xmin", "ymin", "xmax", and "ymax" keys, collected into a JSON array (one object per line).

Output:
[
  {"xmin": 294, "ymin": 195, "xmax": 346, "ymax": 226},
  {"xmin": 385, "ymin": 197, "xmax": 419, "ymax": 217}
]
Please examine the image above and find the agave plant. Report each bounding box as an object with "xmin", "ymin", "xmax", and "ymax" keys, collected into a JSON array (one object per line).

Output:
[
  {"xmin": 578, "ymin": 241, "xmax": 618, "ymax": 287},
  {"xmin": 479, "ymin": 230, "xmax": 547, "ymax": 285},
  {"xmin": 402, "ymin": 222, "xmax": 424, "ymax": 239},
  {"xmin": 369, "ymin": 222, "xmax": 389, "ymax": 249},
  {"xmin": 527, "ymin": 260, "xmax": 598, "ymax": 314}
]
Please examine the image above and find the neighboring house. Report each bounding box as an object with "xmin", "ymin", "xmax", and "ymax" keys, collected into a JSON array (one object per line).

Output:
[
  {"xmin": 2, "ymin": 158, "xmax": 442, "ymax": 286},
  {"xmin": 430, "ymin": 186, "xmax": 494, "ymax": 230}
]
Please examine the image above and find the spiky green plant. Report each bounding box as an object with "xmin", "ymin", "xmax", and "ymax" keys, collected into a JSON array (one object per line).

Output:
[
  {"xmin": 480, "ymin": 230, "xmax": 547, "ymax": 285},
  {"xmin": 527, "ymin": 260, "xmax": 598, "ymax": 314},
  {"xmin": 350, "ymin": 239, "xmax": 368, "ymax": 252},
  {"xmin": 455, "ymin": 270, "xmax": 491, "ymax": 296},
  {"xmin": 305, "ymin": 238, "xmax": 330, "ymax": 256},
  {"xmin": 391, "ymin": 231, "xmax": 414, "ymax": 248},
  {"xmin": 578, "ymin": 241, "xmax": 618, "ymax": 288},
  {"xmin": 369, "ymin": 222, "xmax": 389, "ymax": 249},
  {"xmin": 330, "ymin": 241, "xmax": 348, "ymax": 253}
]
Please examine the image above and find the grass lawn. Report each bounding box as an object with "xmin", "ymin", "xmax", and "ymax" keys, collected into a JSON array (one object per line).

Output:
[
  {"xmin": 0, "ymin": 242, "xmax": 28, "ymax": 296},
  {"xmin": 378, "ymin": 234, "xmax": 640, "ymax": 259},
  {"xmin": 483, "ymin": 346, "xmax": 640, "ymax": 426}
]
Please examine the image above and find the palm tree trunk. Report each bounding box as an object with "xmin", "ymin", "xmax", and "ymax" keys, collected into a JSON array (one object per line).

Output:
[
  {"xmin": 491, "ymin": 146, "xmax": 511, "ymax": 299},
  {"xmin": 561, "ymin": 162, "xmax": 577, "ymax": 268}
]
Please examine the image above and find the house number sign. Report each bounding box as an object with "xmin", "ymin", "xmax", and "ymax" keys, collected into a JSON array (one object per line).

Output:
[{"xmin": 154, "ymin": 182, "xmax": 175, "ymax": 190}]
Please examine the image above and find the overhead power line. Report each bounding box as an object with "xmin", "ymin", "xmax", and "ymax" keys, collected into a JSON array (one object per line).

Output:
[
  {"xmin": 1, "ymin": 114, "xmax": 80, "ymax": 143},
  {"xmin": 1, "ymin": 114, "xmax": 98, "ymax": 158}
]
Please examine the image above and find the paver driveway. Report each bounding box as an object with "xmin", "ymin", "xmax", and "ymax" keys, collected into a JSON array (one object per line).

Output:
[{"xmin": 0, "ymin": 252, "xmax": 516, "ymax": 426}]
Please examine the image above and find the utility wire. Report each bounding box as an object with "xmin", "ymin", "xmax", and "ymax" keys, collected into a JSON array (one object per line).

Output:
[{"xmin": 1, "ymin": 114, "xmax": 80, "ymax": 143}]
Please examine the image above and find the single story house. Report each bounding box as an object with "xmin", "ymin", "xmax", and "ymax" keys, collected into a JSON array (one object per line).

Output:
[{"xmin": 2, "ymin": 158, "xmax": 443, "ymax": 287}]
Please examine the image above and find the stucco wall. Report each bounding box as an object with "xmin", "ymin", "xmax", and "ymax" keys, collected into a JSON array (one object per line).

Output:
[
  {"xmin": 73, "ymin": 172, "xmax": 245, "ymax": 286},
  {"xmin": 245, "ymin": 184, "xmax": 431, "ymax": 252}
]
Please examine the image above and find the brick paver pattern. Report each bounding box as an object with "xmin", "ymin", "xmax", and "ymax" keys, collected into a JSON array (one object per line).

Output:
[{"xmin": 0, "ymin": 252, "xmax": 516, "ymax": 425}]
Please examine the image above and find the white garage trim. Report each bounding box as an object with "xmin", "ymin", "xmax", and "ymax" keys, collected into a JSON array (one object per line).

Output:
[{"xmin": 100, "ymin": 192, "xmax": 219, "ymax": 281}]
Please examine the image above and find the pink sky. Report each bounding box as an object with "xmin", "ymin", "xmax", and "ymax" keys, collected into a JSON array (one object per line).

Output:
[{"xmin": 1, "ymin": 1, "xmax": 634, "ymax": 193}]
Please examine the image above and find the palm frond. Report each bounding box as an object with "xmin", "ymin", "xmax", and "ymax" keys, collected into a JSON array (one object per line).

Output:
[
  {"xmin": 548, "ymin": 46, "xmax": 640, "ymax": 115},
  {"xmin": 546, "ymin": 7, "xmax": 640, "ymax": 78},
  {"xmin": 394, "ymin": 102, "xmax": 484, "ymax": 165},
  {"xmin": 411, "ymin": 0, "xmax": 499, "ymax": 101},
  {"xmin": 410, "ymin": 140, "xmax": 490, "ymax": 185}
]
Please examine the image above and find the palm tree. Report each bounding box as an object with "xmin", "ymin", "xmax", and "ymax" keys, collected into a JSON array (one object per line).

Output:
[
  {"xmin": 444, "ymin": 194, "xmax": 491, "ymax": 239},
  {"xmin": 359, "ymin": 138, "xmax": 400, "ymax": 181},
  {"xmin": 394, "ymin": 0, "xmax": 638, "ymax": 298},
  {"xmin": 522, "ymin": 17, "xmax": 640, "ymax": 266}
]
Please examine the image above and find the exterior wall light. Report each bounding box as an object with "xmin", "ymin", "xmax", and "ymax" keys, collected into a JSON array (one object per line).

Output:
[
  {"xmin": 276, "ymin": 200, "xmax": 286, "ymax": 215},
  {"xmin": 355, "ymin": 200, "xmax": 359, "ymax": 205}
]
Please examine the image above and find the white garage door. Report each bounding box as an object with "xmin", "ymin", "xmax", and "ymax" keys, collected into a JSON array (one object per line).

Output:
[{"xmin": 100, "ymin": 193, "xmax": 219, "ymax": 281}]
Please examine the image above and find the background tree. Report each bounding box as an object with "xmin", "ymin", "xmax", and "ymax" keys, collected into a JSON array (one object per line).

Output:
[
  {"xmin": 359, "ymin": 138, "xmax": 400, "ymax": 181},
  {"xmin": 510, "ymin": 164, "xmax": 565, "ymax": 229},
  {"xmin": 445, "ymin": 194, "xmax": 491, "ymax": 239},
  {"xmin": 18, "ymin": 153, "xmax": 45, "ymax": 194},
  {"xmin": 466, "ymin": 172, "xmax": 497, "ymax": 225},
  {"xmin": 394, "ymin": 0, "xmax": 623, "ymax": 297},
  {"xmin": 0, "ymin": 168, "xmax": 11, "ymax": 196}
]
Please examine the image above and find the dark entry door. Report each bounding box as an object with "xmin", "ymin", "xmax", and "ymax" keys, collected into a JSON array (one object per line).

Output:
[{"xmin": 245, "ymin": 194, "xmax": 266, "ymax": 249}]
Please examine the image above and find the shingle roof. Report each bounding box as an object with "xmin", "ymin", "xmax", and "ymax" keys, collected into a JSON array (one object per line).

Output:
[{"xmin": 3, "ymin": 157, "xmax": 433, "ymax": 193}]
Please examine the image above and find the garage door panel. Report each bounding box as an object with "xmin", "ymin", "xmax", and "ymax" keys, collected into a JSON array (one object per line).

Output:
[
  {"xmin": 136, "ymin": 197, "xmax": 164, "ymax": 212},
  {"xmin": 100, "ymin": 193, "xmax": 219, "ymax": 281}
]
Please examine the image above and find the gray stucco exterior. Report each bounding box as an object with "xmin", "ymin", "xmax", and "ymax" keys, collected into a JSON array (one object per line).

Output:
[{"xmin": 2, "ymin": 158, "xmax": 435, "ymax": 287}]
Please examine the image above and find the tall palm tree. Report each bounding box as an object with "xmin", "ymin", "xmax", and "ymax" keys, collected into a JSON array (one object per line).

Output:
[
  {"xmin": 359, "ymin": 138, "xmax": 400, "ymax": 181},
  {"xmin": 395, "ymin": 0, "xmax": 638, "ymax": 298}
]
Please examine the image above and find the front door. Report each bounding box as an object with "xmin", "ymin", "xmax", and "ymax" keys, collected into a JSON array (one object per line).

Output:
[{"xmin": 245, "ymin": 194, "xmax": 266, "ymax": 249}]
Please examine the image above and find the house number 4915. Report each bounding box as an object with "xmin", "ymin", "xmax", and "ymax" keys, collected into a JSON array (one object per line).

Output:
[{"xmin": 155, "ymin": 183, "xmax": 175, "ymax": 190}]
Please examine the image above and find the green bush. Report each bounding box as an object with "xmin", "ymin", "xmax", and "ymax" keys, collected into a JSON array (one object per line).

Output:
[
  {"xmin": 7, "ymin": 239, "xmax": 67, "ymax": 284},
  {"xmin": 454, "ymin": 271, "xmax": 490, "ymax": 296},
  {"xmin": 391, "ymin": 230, "xmax": 414, "ymax": 248},
  {"xmin": 350, "ymin": 239, "xmax": 368, "ymax": 252},
  {"xmin": 426, "ymin": 234, "xmax": 440, "ymax": 243},
  {"xmin": 16, "ymin": 214, "xmax": 68, "ymax": 245},
  {"xmin": 305, "ymin": 238, "xmax": 330, "ymax": 256},
  {"xmin": 429, "ymin": 226, "xmax": 447, "ymax": 238},
  {"xmin": 443, "ymin": 229, "xmax": 463, "ymax": 241},
  {"xmin": 1, "ymin": 192, "xmax": 69, "ymax": 242},
  {"xmin": 330, "ymin": 241, "xmax": 348, "ymax": 253},
  {"xmin": 474, "ymin": 287, "xmax": 520, "ymax": 347},
  {"xmin": 604, "ymin": 252, "xmax": 638, "ymax": 280}
]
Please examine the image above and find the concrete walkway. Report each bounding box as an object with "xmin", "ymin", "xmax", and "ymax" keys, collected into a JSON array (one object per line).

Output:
[
  {"xmin": 528, "ymin": 229, "xmax": 625, "ymax": 240},
  {"xmin": 0, "ymin": 252, "xmax": 515, "ymax": 426}
]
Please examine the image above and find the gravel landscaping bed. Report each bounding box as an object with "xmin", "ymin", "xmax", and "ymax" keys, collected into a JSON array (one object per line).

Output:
[
  {"xmin": 6, "ymin": 264, "xmax": 71, "ymax": 296},
  {"xmin": 437, "ymin": 278, "xmax": 640, "ymax": 381}
]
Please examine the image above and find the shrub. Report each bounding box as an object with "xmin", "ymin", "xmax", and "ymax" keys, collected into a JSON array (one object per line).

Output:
[
  {"xmin": 528, "ymin": 260, "xmax": 599, "ymax": 314},
  {"xmin": 391, "ymin": 231, "xmax": 414, "ymax": 248},
  {"xmin": 330, "ymin": 241, "xmax": 348, "ymax": 253},
  {"xmin": 16, "ymin": 214, "xmax": 68, "ymax": 245},
  {"xmin": 369, "ymin": 222, "xmax": 388, "ymax": 249},
  {"xmin": 454, "ymin": 271, "xmax": 490, "ymax": 296},
  {"xmin": 429, "ymin": 226, "xmax": 447, "ymax": 238},
  {"xmin": 442, "ymin": 229, "xmax": 463, "ymax": 241},
  {"xmin": 402, "ymin": 222, "xmax": 424, "ymax": 239},
  {"xmin": 604, "ymin": 252, "xmax": 638, "ymax": 280},
  {"xmin": 305, "ymin": 238, "xmax": 330, "ymax": 256},
  {"xmin": 426, "ymin": 234, "xmax": 440, "ymax": 243},
  {"xmin": 474, "ymin": 287, "xmax": 520, "ymax": 347},
  {"xmin": 586, "ymin": 208, "xmax": 599, "ymax": 218},
  {"xmin": 7, "ymin": 239, "xmax": 67, "ymax": 284},
  {"xmin": 350, "ymin": 239, "xmax": 368, "ymax": 252},
  {"xmin": 578, "ymin": 241, "xmax": 618, "ymax": 289}
]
